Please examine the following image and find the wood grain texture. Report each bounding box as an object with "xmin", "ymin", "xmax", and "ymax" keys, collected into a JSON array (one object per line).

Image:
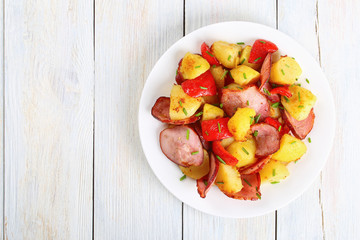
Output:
[
  {"xmin": 318, "ymin": 0, "xmax": 360, "ymax": 239},
  {"xmin": 4, "ymin": 0, "xmax": 94, "ymax": 239},
  {"xmin": 183, "ymin": 1, "xmax": 276, "ymax": 239},
  {"xmin": 94, "ymin": 0, "xmax": 183, "ymax": 239},
  {"xmin": 276, "ymin": 0, "xmax": 324, "ymax": 238}
]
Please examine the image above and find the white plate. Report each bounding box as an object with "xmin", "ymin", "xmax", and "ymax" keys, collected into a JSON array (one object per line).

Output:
[{"xmin": 138, "ymin": 21, "xmax": 335, "ymax": 218}]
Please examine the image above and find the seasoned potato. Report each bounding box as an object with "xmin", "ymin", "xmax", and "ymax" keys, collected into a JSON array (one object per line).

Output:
[
  {"xmin": 211, "ymin": 41, "xmax": 242, "ymax": 69},
  {"xmin": 230, "ymin": 65, "xmax": 260, "ymax": 86},
  {"xmin": 272, "ymin": 134, "xmax": 307, "ymax": 162},
  {"xmin": 270, "ymin": 56, "xmax": 302, "ymax": 85},
  {"xmin": 210, "ymin": 65, "xmax": 226, "ymax": 89},
  {"xmin": 226, "ymin": 137, "xmax": 257, "ymax": 168},
  {"xmin": 221, "ymin": 137, "xmax": 235, "ymax": 148},
  {"xmin": 239, "ymin": 45, "xmax": 261, "ymax": 70},
  {"xmin": 225, "ymin": 83, "xmax": 243, "ymax": 90},
  {"xmin": 180, "ymin": 150, "xmax": 210, "ymax": 179},
  {"xmin": 227, "ymin": 108, "xmax": 256, "ymax": 141},
  {"xmin": 202, "ymin": 95, "xmax": 219, "ymax": 105},
  {"xmin": 179, "ymin": 52, "xmax": 210, "ymax": 80},
  {"xmin": 169, "ymin": 85, "xmax": 202, "ymax": 120},
  {"xmin": 281, "ymin": 85, "xmax": 317, "ymax": 121},
  {"xmin": 202, "ymin": 103, "xmax": 224, "ymax": 121},
  {"xmin": 269, "ymin": 104, "xmax": 281, "ymax": 118},
  {"xmin": 259, "ymin": 160, "xmax": 289, "ymax": 183},
  {"xmin": 215, "ymin": 163, "xmax": 243, "ymax": 193}
]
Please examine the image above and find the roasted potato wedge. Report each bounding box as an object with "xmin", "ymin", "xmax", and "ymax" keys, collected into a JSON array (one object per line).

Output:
[
  {"xmin": 180, "ymin": 150, "xmax": 210, "ymax": 179},
  {"xmin": 272, "ymin": 134, "xmax": 307, "ymax": 162},
  {"xmin": 259, "ymin": 160, "xmax": 290, "ymax": 183},
  {"xmin": 179, "ymin": 52, "xmax": 210, "ymax": 80},
  {"xmin": 226, "ymin": 137, "xmax": 257, "ymax": 168},
  {"xmin": 270, "ymin": 56, "xmax": 302, "ymax": 85},
  {"xmin": 210, "ymin": 65, "xmax": 226, "ymax": 89},
  {"xmin": 215, "ymin": 163, "xmax": 243, "ymax": 193},
  {"xmin": 239, "ymin": 45, "xmax": 261, "ymax": 70},
  {"xmin": 202, "ymin": 103, "xmax": 224, "ymax": 121},
  {"xmin": 211, "ymin": 41, "xmax": 242, "ymax": 69},
  {"xmin": 230, "ymin": 65, "xmax": 260, "ymax": 86},
  {"xmin": 227, "ymin": 108, "xmax": 256, "ymax": 141},
  {"xmin": 169, "ymin": 85, "xmax": 202, "ymax": 120}
]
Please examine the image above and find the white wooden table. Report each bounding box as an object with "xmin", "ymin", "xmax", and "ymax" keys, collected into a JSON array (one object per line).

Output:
[{"xmin": 1, "ymin": 0, "xmax": 359, "ymax": 239}]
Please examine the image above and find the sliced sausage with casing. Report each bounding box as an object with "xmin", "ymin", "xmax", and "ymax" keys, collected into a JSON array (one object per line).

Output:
[
  {"xmin": 282, "ymin": 108, "xmax": 315, "ymax": 140},
  {"xmin": 251, "ymin": 123, "xmax": 280, "ymax": 157}
]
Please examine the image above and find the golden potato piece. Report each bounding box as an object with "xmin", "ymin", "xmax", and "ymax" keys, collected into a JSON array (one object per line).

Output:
[
  {"xmin": 211, "ymin": 41, "xmax": 242, "ymax": 69},
  {"xmin": 230, "ymin": 65, "xmax": 260, "ymax": 86},
  {"xmin": 169, "ymin": 85, "xmax": 202, "ymax": 120},
  {"xmin": 180, "ymin": 150, "xmax": 210, "ymax": 179},
  {"xmin": 239, "ymin": 45, "xmax": 261, "ymax": 70},
  {"xmin": 179, "ymin": 52, "xmax": 210, "ymax": 80},
  {"xmin": 215, "ymin": 163, "xmax": 243, "ymax": 193},
  {"xmin": 270, "ymin": 104, "xmax": 281, "ymax": 118},
  {"xmin": 202, "ymin": 103, "xmax": 224, "ymax": 121},
  {"xmin": 226, "ymin": 137, "xmax": 257, "ymax": 168},
  {"xmin": 272, "ymin": 134, "xmax": 307, "ymax": 162},
  {"xmin": 227, "ymin": 108, "xmax": 256, "ymax": 141},
  {"xmin": 259, "ymin": 160, "xmax": 290, "ymax": 183},
  {"xmin": 220, "ymin": 137, "xmax": 235, "ymax": 148},
  {"xmin": 210, "ymin": 65, "xmax": 226, "ymax": 89},
  {"xmin": 270, "ymin": 57, "xmax": 302, "ymax": 85},
  {"xmin": 281, "ymin": 85, "xmax": 317, "ymax": 121},
  {"xmin": 225, "ymin": 83, "xmax": 243, "ymax": 90}
]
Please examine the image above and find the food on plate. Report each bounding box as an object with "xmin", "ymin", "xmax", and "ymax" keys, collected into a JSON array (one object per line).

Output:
[{"xmin": 151, "ymin": 39, "xmax": 317, "ymax": 200}]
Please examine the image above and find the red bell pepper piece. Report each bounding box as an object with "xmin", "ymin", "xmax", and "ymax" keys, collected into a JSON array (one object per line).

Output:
[
  {"xmin": 264, "ymin": 117, "xmax": 290, "ymax": 136},
  {"xmin": 175, "ymin": 59, "xmax": 185, "ymax": 85},
  {"xmin": 212, "ymin": 141, "xmax": 238, "ymax": 166},
  {"xmin": 279, "ymin": 124, "xmax": 290, "ymax": 136},
  {"xmin": 201, "ymin": 42, "xmax": 220, "ymax": 66},
  {"xmin": 181, "ymin": 70, "xmax": 217, "ymax": 97},
  {"xmin": 201, "ymin": 118, "xmax": 233, "ymax": 141},
  {"xmin": 270, "ymin": 86, "xmax": 292, "ymax": 98},
  {"xmin": 248, "ymin": 39, "xmax": 278, "ymax": 65}
]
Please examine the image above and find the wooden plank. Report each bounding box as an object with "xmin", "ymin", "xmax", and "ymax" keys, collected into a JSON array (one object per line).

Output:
[
  {"xmin": 4, "ymin": 0, "xmax": 94, "ymax": 239},
  {"xmin": 93, "ymin": 0, "xmax": 183, "ymax": 239},
  {"xmin": 0, "ymin": 0, "xmax": 3, "ymax": 238},
  {"xmin": 317, "ymin": 0, "xmax": 360, "ymax": 239},
  {"xmin": 276, "ymin": 0, "xmax": 324, "ymax": 238},
  {"xmin": 183, "ymin": 1, "xmax": 276, "ymax": 239}
]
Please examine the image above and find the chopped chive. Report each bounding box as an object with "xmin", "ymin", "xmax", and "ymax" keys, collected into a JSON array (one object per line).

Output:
[
  {"xmin": 279, "ymin": 106, "xmax": 284, "ymax": 110},
  {"xmin": 237, "ymin": 86, "xmax": 243, "ymax": 90},
  {"xmin": 180, "ymin": 175, "xmax": 186, "ymax": 181},
  {"xmin": 183, "ymin": 108, "xmax": 188, "ymax": 115},
  {"xmin": 278, "ymin": 125, "xmax": 282, "ymax": 132},
  {"xmin": 212, "ymin": 64, "xmax": 217, "ymax": 68},
  {"xmin": 243, "ymin": 73, "xmax": 247, "ymax": 79},
  {"xmin": 259, "ymin": 40, "xmax": 266, "ymax": 44},
  {"xmin": 256, "ymin": 187, "xmax": 259, "ymax": 191},
  {"xmin": 195, "ymin": 112, "xmax": 203, "ymax": 117},
  {"xmin": 291, "ymin": 57, "xmax": 295, "ymax": 59},
  {"xmin": 247, "ymin": 100, "xmax": 249, "ymax": 106},
  {"xmin": 243, "ymin": 179, "xmax": 252, "ymax": 186},
  {"xmin": 179, "ymin": 100, "xmax": 182, "ymax": 107},
  {"xmin": 298, "ymin": 105, "xmax": 304, "ymax": 108},
  {"xmin": 263, "ymin": 88, "xmax": 271, "ymax": 96},
  {"xmin": 221, "ymin": 70, "xmax": 228, "ymax": 80},
  {"xmin": 204, "ymin": 180, "xmax": 208, "ymax": 186},
  {"xmin": 254, "ymin": 57, "xmax": 261, "ymax": 62},
  {"xmin": 220, "ymin": 103, "xmax": 223, "ymax": 108},
  {"xmin": 271, "ymin": 181, "xmax": 280, "ymax": 184},
  {"xmin": 253, "ymin": 130, "xmax": 258, "ymax": 137},
  {"xmin": 296, "ymin": 78, "xmax": 298, "ymax": 81},
  {"xmin": 176, "ymin": 69, "xmax": 178, "ymax": 76},
  {"xmin": 205, "ymin": 131, "xmax": 209, "ymax": 136},
  {"xmin": 281, "ymin": 69, "xmax": 285, "ymax": 75},
  {"xmin": 308, "ymin": 137, "xmax": 312, "ymax": 143},
  {"xmin": 206, "ymin": 51, "xmax": 214, "ymax": 57},
  {"xmin": 250, "ymin": 116, "xmax": 254, "ymax": 125},
  {"xmin": 216, "ymin": 155, "xmax": 226, "ymax": 164},
  {"xmin": 199, "ymin": 86, "xmax": 207, "ymax": 89},
  {"xmin": 291, "ymin": 141, "xmax": 296, "ymax": 144},
  {"xmin": 217, "ymin": 122, "xmax": 221, "ymax": 133},
  {"xmin": 186, "ymin": 129, "xmax": 190, "ymax": 140},
  {"xmin": 296, "ymin": 83, "xmax": 302, "ymax": 86},
  {"xmin": 240, "ymin": 58, "xmax": 246, "ymax": 64},
  {"xmin": 191, "ymin": 151, "xmax": 199, "ymax": 155},
  {"xmin": 216, "ymin": 182, "xmax": 224, "ymax": 184},
  {"xmin": 195, "ymin": 65, "xmax": 201, "ymax": 68},
  {"xmin": 255, "ymin": 114, "xmax": 261, "ymax": 123},
  {"xmin": 306, "ymin": 78, "xmax": 310, "ymax": 84},
  {"xmin": 284, "ymin": 96, "xmax": 290, "ymax": 102},
  {"xmin": 256, "ymin": 193, "xmax": 261, "ymax": 199},
  {"xmin": 228, "ymin": 55, "xmax": 231, "ymax": 61},
  {"xmin": 285, "ymin": 64, "xmax": 290, "ymax": 68},
  {"xmin": 298, "ymin": 92, "xmax": 301, "ymax": 102},
  {"xmin": 272, "ymin": 169, "xmax": 276, "ymax": 176},
  {"xmin": 242, "ymin": 147, "xmax": 249, "ymax": 155},
  {"xmin": 223, "ymin": 86, "xmax": 229, "ymax": 89},
  {"xmin": 238, "ymin": 51, "xmax": 241, "ymax": 56},
  {"xmin": 237, "ymin": 42, "xmax": 245, "ymax": 45},
  {"xmin": 228, "ymin": 71, "xmax": 233, "ymax": 79},
  {"xmin": 271, "ymin": 102, "xmax": 279, "ymax": 108}
]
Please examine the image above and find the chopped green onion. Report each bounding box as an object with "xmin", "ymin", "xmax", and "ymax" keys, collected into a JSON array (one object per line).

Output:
[
  {"xmin": 186, "ymin": 129, "xmax": 190, "ymax": 140},
  {"xmin": 191, "ymin": 151, "xmax": 199, "ymax": 155},
  {"xmin": 212, "ymin": 64, "xmax": 217, "ymax": 68},
  {"xmin": 237, "ymin": 42, "xmax": 245, "ymax": 45},
  {"xmin": 180, "ymin": 175, "xmax": 186, "ymax": 181},
  {"xmin": 281, "ymin": 69, "xmax": 285, "ymax": 75},
  {"xmin": 240, "ymin": 58, "xmax": 246, "ymax": 65},
  {"xmin": 308, "ymin": 137, "xmax": 312, "ymax": 143},
  {"xmin": 254, "ymin": 57, "xmax": 261, "ymax": 62},
  {"xmin": 242, "ymin": 147, "xmax": 249, "ymax": 155},
  {"xmin": 298, "ymin": 105, "xmax": 304, "ymax": 108},
  {"xmin": 195, "ymin": 65, "xmax": 201, "ymax": 68},
  {"xmin": 220, "ymin": 103, "xmax": 223, "ymax": 108},
  {"xmin": 256, "ymin": 187, "xmax": 259, "ymax": 191},
  {"xmin": 296, "ymin": 83, "xmax": 302, "ymax": 86},
  {"xmin": 285, "ymin": 64, "xmax": 290, "ymax": 68},
  {"xmin": 291, "ymin": 141, "xmax": 296, "ymax": 144},
  {"xmin": 216, "ymin": 155, "xmax": 226, "ymax": 164},
  {"xmin": 216, "ymin": 182, "xmax": 224, "ymax": 184},
  {"xmin": 179, "ymin": 100, "xmax": 182, "ymax": 107},
  {"xmin": 259, "ymin": 40, "xmax": 266, "ymax": 44},
  {"xmin": 205, "ymin": 131, "xmax": 209, "ymax": 136},
  {"xmin": 228, "ymin": 71, "xmax": 233, "ymax": 79},
  {"xmin": 278, "ymin": 125, "xmax": 282, "ymax": 132},
  {"xmin": 243, "ymin": 179, "xmax": 252, "ymax": 186},
  {"xmin": 183, "ymin": 108, "xmax": 188, "ymax": 115},
  {"xmin": 228, "ymin": 55, "xmax": 231, "ymax": 61},
  {"xmin": 256, "ymin": 193, "xmax": 261, "ymax": 199},
  {"xmin": 253, "ymin": 130, "xmax": 258, "ymax": 137},
  {"xmin": 250, "ymin": 116, "xmax": 254, "ymax": 125},
  {"xmin": 206, "ymin": 51, "xmax": 214, "ymax": 57},
  {"xmin": 272, "ymin": 169, "xmax": 276, "ymax": 176},
  {"xmin": 195, "ymin": 112, "xmax": 203, "ymax": 117},
  {"xmin": 291, "ymin": 57, "xmax": 295, "ymax": 59},
  {"xmin": 204, "ymin": 180, "xmax": 208, "ymax": 186},
  {"xmin": 247, "ymin": 100, "xmax": 249, "ymax": 106},
  {"xmin": 284, "ymin": 96, "xmax": 290, "ymax": 102},
  {"xmin": 221, "ymin": 70, "xmax": 228, "ymax": 80},
  {"xmin": 279, "ymin": 106, "xmax": 284, "ymax": 110},
  {"xmin": 223, "ymin": 86, "xmax": 229, "ymax": 89},
  {"xmin": 306, "ymin": 78, "xmax": 310, "ymax": 84},
  {"xmin": 255, "ymin": 114, "xmax": 261, "ymax": 123},
  {"xmin": 271, "ymin": 102, "xmax": 279, "ymax": 108},
  {"xmin": 176, "ymin": 69, "xmax": 178, "ymax": 76},
  {"xmin": 271, "ymin": 181, "xmax": 280, "ymax": 184},
  {"xmin": 263, "ymin": 88, "xmax": 271, "ymax": 96},
  {"xmin": 199, "ymin": 86, "xmax": 207, "ymax": 89},
  {"xmin": 243, "ymin": 73, "xmax": 247, "ymax": 79},
  {"xmin": 298, "ymin": 92, "xmax": 301, "ymax": 102},
  {"xmin": 217, "ymin": 122, "xmax": 221, "ymax": 133},
  {"xmin": 237, "ymin": 86, "xmax": 243, "ymax": 90},
  {"xmin": 296, "ymin": 78, "xmax": 298, "ymax": 81},
  {"xmin": 238, "ymin": 51, "xmax": 241, "ymax": 56}
]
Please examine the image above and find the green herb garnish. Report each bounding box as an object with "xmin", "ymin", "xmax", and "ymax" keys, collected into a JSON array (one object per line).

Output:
[
  {"xmin": 243, "ymin": 179, "xmax": 252, "ymax": 186},
  {"xmin": 254, "ymin": 57, "xmax": 261, "ymax": 62},
  {"xmin": 195, "ymin": 65, "xmax": 201, "ymax": 69},
  {"xmin": 237, "ymin": 42, "xmax": 245, "ymax": 45},
  {"xmin": 206, "ymin": 51, "xmax": 214, "ymax": 57},
  {"xmin": 183, "ymin": 108, "xmax": 188, "ymax": 115},
  {"xmin": 195, "ymin": 112, "xmax": 203, "ymax": 117},
  {"xmin": 271, "ymin": 181, "xmax": 280, "ymax": 184},
  {"xmin": 205, "ymin": 131, "xmax": 209, "ymax": 136},
  {"xmin": 308, "ymin": 137, "xmax": 312, "ymax": 143},
  {"xmin": 220, "ymin": 103, "xmax": 223, "ymax": 108},
  {"xmin": 216, "ymin": 182, "xmax": 224, "ymax": 184},
  {"xmin": 256, "ymin": 193, "xmax": 261, "ymax": 199},
  {"xmin": 217, "ymin": 122, "xmax": 221, "ymax": 133},
  {"xmin": 228, "ymin": 55, "xmax": 231, "ymax": 61},
  {"xmin": 306, "ymin": 78, "xmax": 310, "ymax": 84},
  {"xmin": 253, "ymin": 130, "xmax": 258, "ymax": 137},
  {"xmin": 199, "ymin": 86, "xmax": 207, "ymax": 89},
  {"xmin": 179, "ymin": 100, "xmax": 182, "ymax": 107},
  {"xmin": 242, "ymin": 147, "xmax": 249, "ymax": 155},
  {"xmin": 240, "ymin": 58, "xmax": 246, "ymax": 64},
  {"xmin": 298, "ymin": 91, "xmax": 301, "ymax": 102},
  {"xmin": 259, "ymin": 40, "xmax": 266, "ymax": 44},
  {"xmin": 250, "ymin": 116, "xmax": 254, "ymax": 125},
  {"xmin": 186, "ymin": 129, "xmax": 190, "ymax": 140},
  {"xmin": 221, "ymin": 70, "xmax": 228, "ymax": 80},
  {"xmin": 272, "ymin": 169, "xmax": 276, "ymax": 176},
  {"xmin": 291, "ymin": 141, "xmax": 296, "ymax": 144},
  {"xmin": 278, "ymin": 125, "xmax": 282, "ymax": 132},
  {"xmin": 271, "ymin": 102, "xmax": 279, "ymax": 108},
  {"xmin": 263, "ymin": 88, "xmax": 271, "ymax": 96},
  {"xmin": 284, "ymin": 96, "xmax": 290, "ymax": 102},
  {"xmin": 285, "ymin": 64, "xmax": 290, "ymax": 68},
  {"xmin": 255, "ymin": 114, "xmax": 261, "ymax": 123},
  {"xmin": 281, "ymin": 69, "xmax": 285, "ymax": 75},
  {"xmin": 216, "ymin": 155, "xmax": 226, "ymax": 164},
  {"xmin": 212, "ymin": 64, "xmax": 217, "ymax": 68},
  {"xmin": 243, "ymin": 73, "xmax": 247, "ymax": 79},
  {"xmin": 191, "ymin": 151, "xmax": 199, "ymax": 155},
  {"xmin": 247, "ymin": 100, "xmax": 249, "ymax": 106},
  {"xmin": 298, "ymin": 105, "xmax": 304, "ymax": 108},
  {"xmin": 180, "ymin": 175, "xmax": 186, "ymax": 181}
]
